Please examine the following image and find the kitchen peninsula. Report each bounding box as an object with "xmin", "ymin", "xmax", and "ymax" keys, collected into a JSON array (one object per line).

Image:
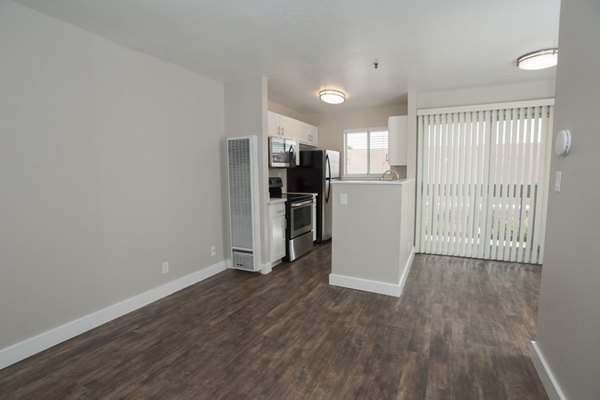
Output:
[{"xmin": 329, "ymin": 179, "xmax": 415, "ymax": 297}]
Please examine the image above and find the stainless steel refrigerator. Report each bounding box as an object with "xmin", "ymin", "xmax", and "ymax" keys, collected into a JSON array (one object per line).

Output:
[{"xmin": 287, "ymin": 149, "xmax": 340, "ymax": 242}]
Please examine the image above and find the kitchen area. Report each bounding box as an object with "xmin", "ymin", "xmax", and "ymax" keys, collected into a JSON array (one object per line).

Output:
[
  {"xmin": 226, "ymin": 99, "xmax": 415, "ymax": 298},
  {"xmin": 266, "ymin": 111, "xmax": 340, "ymax": 265},
  {"xmin": 224, "ymin": 79, "xmax": 416, "ymax": 295}
]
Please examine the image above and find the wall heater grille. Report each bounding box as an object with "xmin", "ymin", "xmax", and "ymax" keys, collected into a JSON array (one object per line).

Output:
[{"xmin": 227, "ymin": 136, "xmax": 261, "ymax": 272}]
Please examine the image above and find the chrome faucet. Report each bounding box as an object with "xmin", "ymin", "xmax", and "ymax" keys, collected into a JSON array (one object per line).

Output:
[{"xmin": 379, "ymin": 169, "xmax": 400, "ymax": 181}]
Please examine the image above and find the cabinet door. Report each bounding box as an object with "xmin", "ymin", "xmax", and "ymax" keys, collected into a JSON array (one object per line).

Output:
[
  {"xmin": 307, "ymin": 125, "xmax": 318, "ymax": 145},
  {"xmin": 269, "ymin": 203, "xmax": 286, "ymax": 262},
  {"xmin": 269, "ymin": 112, "xmax": 317, "ymax": 145},
  {"xmin": 273, "ymin": 215, "xmax": 286, "ymax": 260},
  {"xmin": 268, "ymin": 111, "xmax": 281, "ymax": 137},
  {"xmin": 297, "ymin": 122, "xmax": 311, "ymax": 144},
  {"xmin": 388, "ymin": 115, "xmax": 407, "ymax": 166},
  {"xmin": 279, "ymin": 114, "xmax": 301, "ymax": 141}
]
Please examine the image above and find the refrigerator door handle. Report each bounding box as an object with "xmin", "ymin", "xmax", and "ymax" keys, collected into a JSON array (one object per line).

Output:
[{"xmin": 325, "ymin": 154, "xmax": 331, "ymax": 203}]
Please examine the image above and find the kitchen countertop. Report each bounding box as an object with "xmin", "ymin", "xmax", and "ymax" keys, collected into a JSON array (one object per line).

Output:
[
  {"xmin": 286, "ymin": 191, "xmax": 318, "ymax": 196},
  {"xmin": 268, "ymin": 198, "xmax": 287, "ymax": 205},
  {"xmin": 333, "ymin": 179, "xmax": 414, "ymax": 185}
]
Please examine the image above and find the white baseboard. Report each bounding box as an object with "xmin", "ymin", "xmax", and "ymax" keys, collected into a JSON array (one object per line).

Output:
[
  {"xmin": 398, "ymin": 247, "xmax": 415, "ymax": 294},
  {"xmin": 329, "ymin": 247, "xmax": 415, "ymax": 298},
  {"xmin": 261, "ymin": 263, "xmax": 273, "ymax": 275},
  {"xmin": 530, "ymin": 341, "xmax": 566, "ymax": 400},
  {"xmin": 329, "ymin": 273, "xmax": 402, "ymax": 297},
  {"xmin": 0, "ymin": 260, "xmax": 228, "ymax": 371}
]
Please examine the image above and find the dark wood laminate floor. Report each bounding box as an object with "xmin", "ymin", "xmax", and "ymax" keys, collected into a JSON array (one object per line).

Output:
[{"xmin": 0, "ymin": 243, "xmax": 548, "ymax": 399}]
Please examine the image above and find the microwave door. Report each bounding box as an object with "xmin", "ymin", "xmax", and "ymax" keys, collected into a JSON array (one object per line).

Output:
[
  {"xmin": 270, "ymin": 138, "xmax": 287, "ymax": 167},
  {"xmin": 287, "ymin": 143, "xmax": 296, "ymax": 167}
]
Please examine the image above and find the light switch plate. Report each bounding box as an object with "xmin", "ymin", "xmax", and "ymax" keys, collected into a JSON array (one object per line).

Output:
[{"xmin": 554, "ymin": 171, "xmax": 562, "ymax": 192}]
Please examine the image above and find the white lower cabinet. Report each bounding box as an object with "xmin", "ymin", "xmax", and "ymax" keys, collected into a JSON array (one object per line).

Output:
[{"xmin": 269, "ymin": 202, "xmax": 286, "ymax": 264}]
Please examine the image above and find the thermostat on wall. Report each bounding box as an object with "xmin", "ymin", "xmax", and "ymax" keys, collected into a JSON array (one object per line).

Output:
[{"xmin": 555, "ymin": 129, "xmax": 572, "ymax": 157}]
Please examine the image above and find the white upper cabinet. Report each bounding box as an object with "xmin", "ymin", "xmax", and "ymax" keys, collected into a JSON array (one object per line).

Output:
[
  {"xmin": 268, "ymin": 111, "xmax": 318, "ymax": 146},
  {"xmin": 388, "ymin": 115, "xmax": 407, "ymax": 166},
  {"xmin": 306, "ymin": 124, "xmax": 319, "ymax": 146},
  {"xmin": 268, "ymin": 111, "xmax": 283, "ymax": 137},
  {"xmin": 280, "ymin": 114, "xmax": 301, "ymax": 140}
]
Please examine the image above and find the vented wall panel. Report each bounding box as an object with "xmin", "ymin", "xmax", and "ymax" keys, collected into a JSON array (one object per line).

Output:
[
  {"xmin": 227, "ymin": 136, "xmax": 261, "ymax": 272},
  {"xmin": 232, "ymin": 251, "xmax": 255, "ymax": 271},
  {"xmin": 228, "ymin": 138, "xmax": 253, "ymax": 249}
]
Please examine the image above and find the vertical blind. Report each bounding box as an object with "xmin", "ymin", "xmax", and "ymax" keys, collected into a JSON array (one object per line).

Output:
[{"xmin": 416, "ymin": 100, "xmax": 554, "ymax": 264}]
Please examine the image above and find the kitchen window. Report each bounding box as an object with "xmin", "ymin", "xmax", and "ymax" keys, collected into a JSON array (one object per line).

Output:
[{"xmin": 344, "ymin": 128, "xmax": 389, "ymax": 176}]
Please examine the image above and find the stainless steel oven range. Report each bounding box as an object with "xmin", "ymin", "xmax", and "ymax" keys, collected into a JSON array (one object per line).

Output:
[{"xmin": 285, "ymin": 194, "xmax": 314, "ymax": 261}]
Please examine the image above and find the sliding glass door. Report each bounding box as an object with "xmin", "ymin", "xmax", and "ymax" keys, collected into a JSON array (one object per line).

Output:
[{"xmin": 416, "ymin": 100, "xmax": 554, "ymax": 264}]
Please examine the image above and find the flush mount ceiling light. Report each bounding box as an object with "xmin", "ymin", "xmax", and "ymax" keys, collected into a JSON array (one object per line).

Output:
[
  {"xmin": 517, "ymin": 48, "xmax": 558, "ymax": 70},
  {"xmin": 319, "ymin": 89, "xmax": 345, "ymax": 104}
]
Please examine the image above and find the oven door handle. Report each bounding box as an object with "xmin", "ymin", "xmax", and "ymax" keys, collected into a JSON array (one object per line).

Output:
[{"xmin": 290, "ymin": 199, "xmax": 313, "ymax": 208}]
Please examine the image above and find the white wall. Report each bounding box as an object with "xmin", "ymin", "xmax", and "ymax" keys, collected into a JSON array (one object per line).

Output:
[
  {"xmin": 331, "ymin": 183, "xmax": 405, "ymax": 284},
  {"xmin": 399, "ymin": 180, "xmax": 415, "ymax": 276},
  {"xmin": 407, "ymin": 91, "xmax": 418, "ymax": 179},
  {"xmin": 0, "ymin": 1, "xmax": 225, "ymax": 350},
  {"xmin": 268, "ymin": 100, "xmax": 313, "ymax": 125},
  {"xmin": 534, "ymin": 0, "xmax": 600, "ymax": 398},
  {"xmin": 416, "ymin": 80, "xmax": 556, "ymax": 109},
  {"xmin": 224, "ymin": 77, "xmax": 271, "ymax": 269},
  {"xmin": 330, "ymin": 180, "xmax": 415, "ymax": 297}
]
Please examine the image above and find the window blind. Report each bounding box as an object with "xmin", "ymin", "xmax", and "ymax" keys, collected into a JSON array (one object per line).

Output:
[{"xmin": 416, "ymin": 100, "xmax": 554, "ymax": 264}]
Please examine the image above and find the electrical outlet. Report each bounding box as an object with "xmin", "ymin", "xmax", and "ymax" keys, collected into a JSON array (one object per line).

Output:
[
  {"xmin": 161, "ymin": 261, "xmax": 169, "ymax": 274},
  {"xmin": 210, "ymin": 246, "xmax": 217, "ymax": 257}
]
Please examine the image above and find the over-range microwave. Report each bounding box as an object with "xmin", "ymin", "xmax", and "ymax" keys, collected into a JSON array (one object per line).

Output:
[{"xmin": 269, "ymin": 137, "xmax": 298, "ymax": 168}]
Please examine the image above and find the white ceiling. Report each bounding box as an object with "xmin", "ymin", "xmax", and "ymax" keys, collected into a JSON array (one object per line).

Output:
[{"xmin": 15, "ymin": 0, "xmax": 560, "ymax": 113}]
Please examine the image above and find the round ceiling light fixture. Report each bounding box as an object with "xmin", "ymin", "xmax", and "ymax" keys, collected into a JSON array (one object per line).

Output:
[
  {"xmin": 319, "ymin": 89, "xmax": 346, "ymax": 104},
  {"xmin": 517, "ymin": 48, "xmax": 558, "ymax": 70}
]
